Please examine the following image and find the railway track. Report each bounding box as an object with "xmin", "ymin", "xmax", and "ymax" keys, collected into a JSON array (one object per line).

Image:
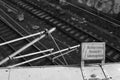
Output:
[
  {"xmin": 4, "ymin": 0, "xmax": 120, "ymax": 62},
  {"xmin": 0, "ymin": 0, "xmax": 83, "ymax": 66},
  {"xmin": 0, "ymin": 17, "xmax": 54, "ymax": 67},
  {"xmin": 66, "ymin": 0, "xmax": 120, "ymax": 25},
  {"xmin": 43, "ymin": 0, "xmax": 120, "ymax": 38},
  {"xmin": 20, "ymin": 0, "xmax": 120, "ymax": 49},
  {"xmin": 58, "ymin": 1, "xmax": 120, "ymax": 38}
]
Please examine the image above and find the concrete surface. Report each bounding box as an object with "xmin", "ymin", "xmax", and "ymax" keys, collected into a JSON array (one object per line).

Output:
[{"xmin": 0, "ymin": 63, "xmax": 120, "ymax": 80}]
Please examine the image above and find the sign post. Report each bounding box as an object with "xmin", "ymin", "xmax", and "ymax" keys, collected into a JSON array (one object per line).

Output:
[{"xmin": 81, "ymin": 42, "xmax": 105, "ymax": 67}]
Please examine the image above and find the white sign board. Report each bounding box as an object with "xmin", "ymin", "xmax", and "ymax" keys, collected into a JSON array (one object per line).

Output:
[{"xmin": 82, "ymin": 42, "xmax": 105, "ymax": 60}]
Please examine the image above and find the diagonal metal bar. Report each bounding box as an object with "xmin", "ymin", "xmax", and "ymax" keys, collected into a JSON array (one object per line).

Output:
[
  {"xmin": 53, "ymin": 48, "xmax": 77, "ymax": 60},
  {"xmin": 0, "ymin": 28, "xmax": 56, "ymax": 66},
  {"xmin": 8, "ymin": 45, "xmax": 80, "ymax": 68},
  {"xmin": 0, "ymin": 31, "xmax": 45, "ymax": 46},
  {"xmin": 13, "ymin": 48, "xmax": 54, "ymax": 59}
]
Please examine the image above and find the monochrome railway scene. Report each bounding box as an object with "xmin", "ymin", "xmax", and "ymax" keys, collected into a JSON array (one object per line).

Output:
[{"xmin": 0, "ymin": 0, "xmax": 120, "ymax": 80}]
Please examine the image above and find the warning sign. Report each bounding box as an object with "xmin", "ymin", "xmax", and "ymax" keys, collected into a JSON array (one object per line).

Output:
[{"xmin": 82, "ymin": 42, "xmax": 105, "ymax": 60}]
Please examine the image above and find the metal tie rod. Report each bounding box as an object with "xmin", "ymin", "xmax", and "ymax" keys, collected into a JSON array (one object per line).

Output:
[
  {"xmin": 0, "ymin": 31, "xmax": 45, "ymax": 46},
  {"xmin": 13, "ymin": 48, "xmax": 54, "ymax": 59},
  {"xmin": 0, "ymin": 28, "xmax": 56, "ymax": 66},
  {"xmin": 52, "ymin": 48, "xmax": 76, "ymax": 60},
  {"xmin": 8, "ymin": 45, "xmax": 80, "ymax": 68}
]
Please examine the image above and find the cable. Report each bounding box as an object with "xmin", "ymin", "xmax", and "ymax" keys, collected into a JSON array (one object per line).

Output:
[
  {"xmin": 46, "ymin": 29, "xmax": 68, "ymax": 65},
  {"xmin": 54, "ymin": 37, "xmax": 70, "ymax": 47},
  {"xmin": 53, "ymin": 48, "xmax": 77, "ymax": 60}
]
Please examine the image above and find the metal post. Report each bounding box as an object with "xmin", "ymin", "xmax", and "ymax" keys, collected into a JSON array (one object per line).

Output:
[{"xmin": 0, "ymin": 28, "xmax": 56, "ymax": 66}]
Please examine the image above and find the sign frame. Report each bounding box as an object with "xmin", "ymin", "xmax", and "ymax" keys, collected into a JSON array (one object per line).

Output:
[{"xmin": 81, "ymin": 42, "xmax": 105, "ymax": 67}]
